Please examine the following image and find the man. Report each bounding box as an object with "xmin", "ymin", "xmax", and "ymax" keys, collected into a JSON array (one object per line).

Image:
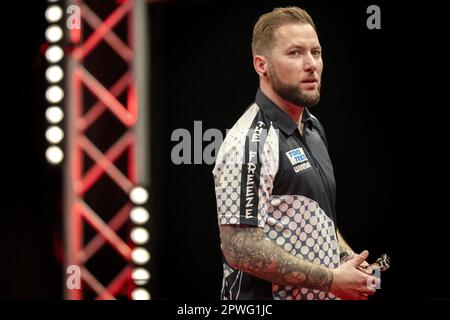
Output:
[{"xmin": 212, "ymin": 7, "xmax": 379, "ymax": 300}]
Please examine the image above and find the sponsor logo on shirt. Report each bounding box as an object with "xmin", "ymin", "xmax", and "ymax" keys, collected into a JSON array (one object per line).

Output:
[
  {"xmin": 286, "ymin": 148, "xmax": 308, "ymax": 165},
  {"xmin": 293, "ymin": 161, "xmax": 312, "ymax": 173},
  {"xmin": 286, "ymin": 148, "xmax": 312, "ymax": 173}
]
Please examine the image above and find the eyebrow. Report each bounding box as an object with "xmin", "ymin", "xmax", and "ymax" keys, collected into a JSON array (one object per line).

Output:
[{"xmin": 286, "ymin": 44, "xmax": 321, "ymax": 51}]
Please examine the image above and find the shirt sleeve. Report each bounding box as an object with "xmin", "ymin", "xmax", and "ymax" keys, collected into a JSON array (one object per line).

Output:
[{"xmin": 212, "ymin": 123, "xmax": 278, "ymax": 228}]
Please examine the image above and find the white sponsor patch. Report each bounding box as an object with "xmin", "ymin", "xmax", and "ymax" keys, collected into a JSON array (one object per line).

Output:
[
  {"xmin": 293, "ymin": 162, "xmax": 312, "ymax": 173},
  {"xmin": 286, "ymin": 148, "xmax": 308, "ymax": 165}
]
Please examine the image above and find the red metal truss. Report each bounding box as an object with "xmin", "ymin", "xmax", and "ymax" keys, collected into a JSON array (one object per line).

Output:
[{"xmin": 64, "ymin": 0, "xmax": 139, "ymax": 300}]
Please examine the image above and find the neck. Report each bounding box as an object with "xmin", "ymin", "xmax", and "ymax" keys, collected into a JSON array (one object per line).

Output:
[{"xmin": 260, "ymin": 81, "xmax": 304, "ymax": 125}]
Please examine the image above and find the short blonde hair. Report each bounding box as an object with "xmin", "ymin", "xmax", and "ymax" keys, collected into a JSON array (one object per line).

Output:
[{"xmin": 252, "ymin": 6, "xmax": 316, "ymax": 57}]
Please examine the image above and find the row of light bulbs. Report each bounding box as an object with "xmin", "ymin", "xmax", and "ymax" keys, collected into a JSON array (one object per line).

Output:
[
  {"xmin": 129, "ymin": 186, "xmax": 151, "ymax": 300},
  {"xmin": 44, "ymin": 0, "xmax": 65, "ymax": 165}
]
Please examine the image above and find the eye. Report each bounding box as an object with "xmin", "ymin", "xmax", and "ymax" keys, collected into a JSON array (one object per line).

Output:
[
  {"xmin": 312, "ymin": 50, "xmax": 322, "ymax": 57},
  {"xmin": 289, "ymin": 50, "xmax": 301, "ymax": 56}
]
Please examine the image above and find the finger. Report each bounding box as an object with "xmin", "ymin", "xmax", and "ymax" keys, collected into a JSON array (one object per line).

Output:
[
  {"xmin": 352, "ymin": 293, "xmax": 369, "ymax": 300},
  {"xmin": 360, "ymin": 282, "xmax": 377, "ymax": 295},
  {"xmin": 361, "ymin": 287, "xmax": 376, "ymax": 295},
  {"xmin": 367, "ymin": 263, "xmax": 381, "ymax": 270},
  {"xmin": 357, "ymin": 266, "xmax": 373, "ymax": 275},
  {"xmin": 338, "ymin": 291, "xmax": 360, "ymax": 300},
  {"xmin": 347, "ymin": 293, "xmax": 362, "ymax": 300},
  {"xmin": 350, "ymin": 250, "xmax": 369, "ymax": 266},
  {"xmin": 360, "ymin": 261, "xmax": 370, "ymax": 267},
  {"xmin": 360, "ymin": 294, "xmax": 369, "ymax": 300}
]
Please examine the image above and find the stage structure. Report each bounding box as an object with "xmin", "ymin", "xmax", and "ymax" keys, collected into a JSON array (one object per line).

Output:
[{"xmin": 44, "ymin": 0, "xmax": 152, "ymax": 299}]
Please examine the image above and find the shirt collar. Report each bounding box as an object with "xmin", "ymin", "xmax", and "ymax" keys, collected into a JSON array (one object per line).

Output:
[{"xmin": 255, "ymin": 88, "xmax": 313, "ymax": 136}]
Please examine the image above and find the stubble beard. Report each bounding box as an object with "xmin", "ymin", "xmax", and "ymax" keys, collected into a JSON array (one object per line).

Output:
[{"xmin": 268, "ymin": 64, "xmax": 321, "ymax": 108}]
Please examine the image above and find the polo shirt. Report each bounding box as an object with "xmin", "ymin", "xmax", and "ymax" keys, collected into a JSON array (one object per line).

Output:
[{"xmin": 213, "ymin": 89, "xmax": 340, "ymax": 300}]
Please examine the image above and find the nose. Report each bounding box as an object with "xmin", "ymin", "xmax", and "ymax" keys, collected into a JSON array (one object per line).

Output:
[{"xmin": 304, "ymin": 52, "xmax": 317, "ymax": 72}]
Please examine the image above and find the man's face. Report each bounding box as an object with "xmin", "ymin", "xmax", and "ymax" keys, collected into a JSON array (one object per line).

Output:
[{"xmin": 266, "ymin": 23, "xmax": 323, "ymax": 108}]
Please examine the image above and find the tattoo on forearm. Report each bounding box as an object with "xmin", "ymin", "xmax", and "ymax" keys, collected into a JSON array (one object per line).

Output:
[
  {"xmin": 220, "ymin": 225, "xmax": 333, "ymax": 292},
  {"xmin": 339, "ymin": 245, "xmax": 354, "ymax": 263}
]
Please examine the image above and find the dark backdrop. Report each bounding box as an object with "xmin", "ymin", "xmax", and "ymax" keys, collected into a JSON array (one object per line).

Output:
[
  {"xmin": 1, "ymin": 0, "xmax": 447, "ymax": 300},
  {"xmin": 148, "ymin": 0, "xmax": 446, "ymax": 300}
]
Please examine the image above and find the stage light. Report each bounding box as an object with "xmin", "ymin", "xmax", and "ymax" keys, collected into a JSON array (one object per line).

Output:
[
  {"xmin": 45, "ymin": 5, "xmax": 63, "ymax": 23},
  {"xmin": 45, "ymin": 126, "xmax": 64, "ymax": 144},
  {"xmin": 46, "ymin": 65, "xmax": 64, "ymax": 83},
  {"xmin": 45, "ymin": 25, "xmax": 63, "ymax": 43},
  {"xmin": 46, "ymin": 85, "xmax": 64, "ymax": 103},
  {"xmin": 46, "ymin": 146, "xmax": 64, "ymax": 164},
  {"xmin": 131, "ymin": 268, "xmax": 150, "ymax": 286},
  {"xmin": 130, "ymin": 227, "xmax": 149, "ymax": 245},
  {"xmin": 131, "ymin": 247, "xmax": 150, "ymax": 265},
  {"xmin": 45, "ymin": 45, "xmax": 64, "ymax": 63},
  {"xmin": 131, "ymin": 288, "xmax": 150, "ymax": 300},
  {"xmin": 129, "ymin": 186, "xmax": 149, "ymax": 205},
  {"xmin": 46, "ymin": 106, "xmax": 64, "ymax": 124},
  {"xmin": 130, "ymin": 207, "xmax": 149, "ymax": 224}
]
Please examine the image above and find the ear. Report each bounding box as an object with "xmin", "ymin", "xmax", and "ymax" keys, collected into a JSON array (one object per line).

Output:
[{"xmin": 253, "ymin": 55, "xmax": 268, "ymax": 78}]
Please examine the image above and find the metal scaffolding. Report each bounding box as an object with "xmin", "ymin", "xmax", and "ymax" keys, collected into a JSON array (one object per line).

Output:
[{"xmin": 63, "ymin": 0, "xmax": 150, "ymax": 299}]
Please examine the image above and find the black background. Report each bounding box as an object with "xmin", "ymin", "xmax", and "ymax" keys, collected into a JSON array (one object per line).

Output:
[{"xmin": 1, "ymin": 0, "xmax": 447, "ymax": 301}]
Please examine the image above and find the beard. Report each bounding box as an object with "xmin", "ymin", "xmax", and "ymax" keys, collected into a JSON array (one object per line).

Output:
[{"xmin": 267, "ymin": 64, "xmax": 321, "ymax": 108}]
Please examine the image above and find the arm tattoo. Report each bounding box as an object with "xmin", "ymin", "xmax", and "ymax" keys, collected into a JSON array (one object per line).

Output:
[
  {"xmin": 336, "ymin": 230, "xmax": 355, "ymax": 263},
  {"xmin": 220, "ymin": 225, "xmax": 333, "ymax": 292},
  {"xmin": 339, "ymin": 245, "xmax": 355, "ymax": 263}
]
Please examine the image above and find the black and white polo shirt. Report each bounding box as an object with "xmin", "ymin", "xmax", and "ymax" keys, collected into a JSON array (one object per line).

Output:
[{"xmin": 212, "ymin": 89, "xmax": 340, "ymax": 300}]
